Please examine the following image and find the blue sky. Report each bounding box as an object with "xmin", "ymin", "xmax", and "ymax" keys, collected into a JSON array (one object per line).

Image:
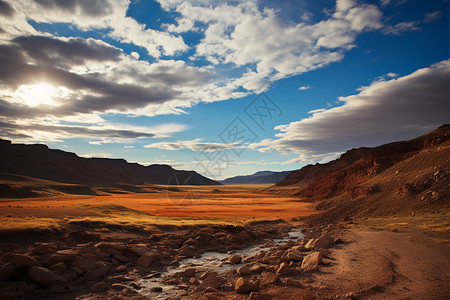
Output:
[{"xmin": 0, "ymin": 0, "xmax": 449, "ymax": 180}]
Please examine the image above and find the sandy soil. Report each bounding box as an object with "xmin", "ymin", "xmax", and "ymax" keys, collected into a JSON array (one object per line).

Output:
[{"xmin": 312, "ymin": 228, "xmax": 450, "ymax": 299}]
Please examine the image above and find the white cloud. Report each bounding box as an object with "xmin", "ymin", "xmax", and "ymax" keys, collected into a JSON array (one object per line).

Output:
[
  {"xmin": 144, "ymin": 138, "xmax": 247, "ymax": 152},
  {"xmin": 5, "ymin": 0, "xmax": 188, "ymax": 58},
  {"xmin": 158, "ymin": 0, "xmax": 384, "ymax": 93},
  {"xmin": 386, "ymin": 72, "xmax": 399, "ymax": 78},
  {"xmin": 383, "ymin": 21, "xmax": 420, "ymax": 35},
  {"xmin": 79, "ymin": 152, "xmax": 112, "ymax": 158},
  {"xmin": 250, "ymin": 59, "xmax": 450, "ymax": 163},
  {"xmin": 424, "ymin": 11, "xmax": 442, "ymax": 23},
  {"xmin": 298, "ymin": 85, "xmax": 311, "ymax": 90}
]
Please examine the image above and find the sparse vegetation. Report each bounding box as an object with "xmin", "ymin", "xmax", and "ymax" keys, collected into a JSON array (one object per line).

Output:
[
  {"xmin": 353, "ymin": 208, "xmax": 450, "ymax": 244},
  {"xmin": 0, "ymin": 216, "xmax": 63, "ymax": 236}
]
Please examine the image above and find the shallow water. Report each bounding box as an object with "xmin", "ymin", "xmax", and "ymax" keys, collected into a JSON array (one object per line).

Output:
[{"xmin": 138, "ymin": 228, "xmax": 304, "ymax": 299}]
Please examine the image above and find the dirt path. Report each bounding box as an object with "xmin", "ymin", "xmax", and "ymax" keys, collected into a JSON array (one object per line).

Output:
[{"xmin": 312, "ymin": 228, "xmax": 450, "ymax": 299}]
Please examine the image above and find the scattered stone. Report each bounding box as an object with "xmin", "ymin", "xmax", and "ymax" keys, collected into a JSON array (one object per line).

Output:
[
  {"xmin": 136, "ymin": 252, "xmax": 160, "ymax": 267},
  {"xmin": 28, "ymin": 266, "xmax": 68, "ymax": 288},
  {"xmin": 3, "ymin": 253, "xmax": 42, "ymax": 268},
  {"xmin": 143, "ymin": 271, "xmax": 160, "ymax": 279},
  {"xmin": 70, "ymin": 266, "xmax": 84, "ymax": 274},
  {"xmin": 115, "ymin": 265, "xmax": 127, "ymax": 272},
  {"xmin": 345, "ymin": 292, "xmax": 359, "ymax": 299},
  {"xmin": 198, "ymin": 274, "xmax": 221, "ymax": 290},
  {"xmin": 286, "ymin": 250, "xmax": 302, "ymax": 261},
  {"xmin": 62, "ymin": 269, "xmax": 78, "ymax": 281},
  {"xmin": 183, "ymin": 267, "xmax": 196, "ymax": 277},
  {"xmin": 249, "ymin": 291, "xmax": 261, "ymax": 299},
  {"xmin": 276, "ymin": 262, "xmax": 291, "ymax": 275},
  {"xmin": 127, "ymin": 245, "xmax": 150, "ymax": 257},
  {"xmin": 301, "ymin": 251, "xmax": 323, "ymax": 271},
  {"xmin": 237, "ymin": 265, "xmax": 251, "ymax": 276},
  {"xmin": 281, "ymin": 277, "xmax": 302, "ymax": 287},
  {"xmin": 49, "ymin": 285, "xmax": 66, "ymax": 294},
  {"xmin": 71, "ymin": 256, "xmax": 100, "ymax": 272},
  {"xmin": 84, "ymin": 266, "xmax": 109, "ymax": 281},
  {"xmin": 260, "ymin": 272, "xmax": 279, "ymax": 287},
  {"xmin": 49, "ymin": 262, "xmax": 66, "ymax": 275},
  {"xmin": 305, "ymin": 234, "xmax": 334, "ymax": 250},
  {"xmin": 229, "ymin": 254, "xmax": 242, "ymax": 264},
  {"xmin": 0, "ymin": 263, "xmax": 16, "ymax": 281},
  {"xmin": 204, "ymin": 286, "xmax": 219, "ymax": 293},
  {"xmin": 150, "ymin": 286, "xmax": 163, "ymax": 293},
  {"xmin": 91, "ymin": 282, "xmax": 108, "ymax": 293},
  {"xmin": 392, "ymin": 229, "xmax": 399, "ymax": 233},
  {"xmin": 250, "ymin": 264, "xmax": 266, "ymax": 273},
  {"xmin": 111, "ymin": 283, "xmax": 130, "ymax": 291},
  {"xmin": 235, "ymin": 277, "xmax": 258, "ymax": 294}
]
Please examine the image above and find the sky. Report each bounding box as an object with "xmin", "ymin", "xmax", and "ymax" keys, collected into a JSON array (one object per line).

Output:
[{"xmin": 0, "ymin": 0, "xmax": 449, "ymax": 180}]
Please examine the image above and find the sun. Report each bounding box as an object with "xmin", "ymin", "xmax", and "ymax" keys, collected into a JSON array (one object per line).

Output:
[{"xmin": 17, "ymin": 83, "xmax": 59, "ymax": 107}]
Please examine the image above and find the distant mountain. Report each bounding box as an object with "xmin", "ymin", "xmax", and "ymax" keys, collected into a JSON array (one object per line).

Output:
[
  {"xmin": 220, "ymin": 170, "xmax": 294, "ymax": 184},
  {"xmin": 0, "ymin": 139, "xmax": 219, "ymax": 186},
  {"xmin": 276, "ymin": 125, "xmax": 450, "ymax": 221}
]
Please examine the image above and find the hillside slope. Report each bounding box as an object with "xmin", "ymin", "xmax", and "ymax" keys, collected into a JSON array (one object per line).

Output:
[
  {"xmin": 221, "ymin": 170, "xmax": 294, "ymax": 184},
  {"xmin": 0, "ymin": 139, "xmax": 219, "ymax": 186},
  {"xmin": 276, "ymin": 125, "xmax": 450, "ymax": 220}
]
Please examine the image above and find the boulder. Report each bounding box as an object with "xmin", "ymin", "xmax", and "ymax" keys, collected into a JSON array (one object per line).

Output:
[
  {"xmin": 84, "ymin": 266, "xmax": 109, "ymax": 281},
  {"xmin": 71, "ymin": 256, "xmax": 100, "ymax": 272},
  {"xmin": 286, "ymin": 250, "xmax": 302, "ymax": 262},
  {"xmin": 198, "ymin": 274, "xmax": 221, "ymax": 290},
  {"xmin": 136, "ymin": 252, "xmax": 160, "ymax": 267},
  {"xmin": 62, "ymin": 269, "xmax": 78, "ymax": 281},
  {"xmin": 250, "ymin": 264, "xmax": 266, "ymax": 273},
  {"xmin": 259, "ymin": 272, "xmax": 279, "ymax": 287},
  {"xmin": 30, "ymin": 245, "xmax": 54, "ymax": 256},
  {"xmin": 28, "ymin": 266, "xmax": 68, "ymax": 288},
  {"xmin": 301, "ymin": 251, "xmax": 323, "ymax": 271},
  {"xmin": 183, "ymin": 267, "xmax": 196, "ymax": 278},
  {"xmin": 0, "ymin": 263, "xmax": 16, "ymax": 281},
  {"xmin": 228, "ymin": 254, "xmax": 242, "ymax": 264},
  {"xmin": 49, "ymin": 262, "xmax": 66, "ymax": 274},
  {"xmin": 91, "ymin": 281, "xmax": 108, "ymax": 293},
  {"xmin": 3, "ymin": 253, "xmax": 42, "ymax": 268},
  {"xmin": 276, "ymin": 262, "xmax": 291, "ymax": 275},
  {"xmin": 237, "ymin": 265, "xmax": 251, "ymax": 276},
  {"xmin": 127, "ymin": 244, "xmax": 150, "ymax": 257},
  {"xmin": 235, "ymin": 277, "xmax": 258, "ymax": 294},
  {"xmin": 305, "ymin": 234, "xmax": 333, "ymax": 250},
  {"xmin": 150, "ymin": 286, "xmax": 163, "ymax": 293}
]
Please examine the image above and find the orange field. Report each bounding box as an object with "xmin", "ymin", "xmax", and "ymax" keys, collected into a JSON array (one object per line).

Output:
[{"xmin": 0, "ymin": 184, "xmax": 316, "ymax": 222}]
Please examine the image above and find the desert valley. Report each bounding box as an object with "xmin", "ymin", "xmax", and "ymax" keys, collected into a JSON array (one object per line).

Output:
[
  {"xmin": 0, "ymin": 0, "xmax": 449, "ymax": 299},
  {"xmin": 0, "ymin": 125, "xmax": 449, "ymax": 300}
]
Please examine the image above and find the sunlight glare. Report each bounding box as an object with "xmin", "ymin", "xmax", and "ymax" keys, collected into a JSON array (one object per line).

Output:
[{"xmin": 17, "ymin": 83, "xmax": 59, "ymax": 107}]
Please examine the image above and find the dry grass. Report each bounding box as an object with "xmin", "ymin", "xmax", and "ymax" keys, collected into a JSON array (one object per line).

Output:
[
  {"xmin": 0, "ymin": 184, "xmax": 317, "ymax": 235},
  {"xmin": 0, "ymin": 215, "xmax": 63, "ymax": 236},
  {"xmin": 354, "ymin": 208, "xmax": 450, "ymax": 244},
  {"xmin": 67, "ymin": 204, "xmax": 281, "ymax": 233}
]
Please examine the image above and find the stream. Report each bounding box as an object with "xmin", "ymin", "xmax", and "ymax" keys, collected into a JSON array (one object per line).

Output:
[{"xmin": 138, "ymin": 228, "xmax": 304, "ymax": 299}]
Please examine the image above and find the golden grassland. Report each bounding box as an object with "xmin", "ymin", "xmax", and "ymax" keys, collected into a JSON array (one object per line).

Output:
[
  {"xmin": 0, "ymin": 184, "xmax": 317, "ymax": 236},
  {"xmin": 353, "ymin": 208, "xmax": 450, "ymax": 244}
]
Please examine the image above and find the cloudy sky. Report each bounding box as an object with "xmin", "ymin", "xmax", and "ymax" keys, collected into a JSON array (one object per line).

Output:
[{"xmin": 0, "ymin": 0, "xmax": 449, "ymax": 180}]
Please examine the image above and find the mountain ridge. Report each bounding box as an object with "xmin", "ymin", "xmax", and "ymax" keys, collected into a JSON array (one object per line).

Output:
[
  {"xmin": 275, "ymin": 125, "xmax": 450, "ymax": 222},
  {"xmin": 0, "ymin": 139, "xmax": 219, "ymax": 186}
]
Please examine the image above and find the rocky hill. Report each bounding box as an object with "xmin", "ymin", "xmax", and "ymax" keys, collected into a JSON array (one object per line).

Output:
[
  {"xmin": 276, "ymin": 125, "xmax": 450, "ymax": 220},
  {"xmin": 0, "ymin": 139, "xmax": 219, "ymax": 187},
  {"xmin": 220, "ymin": 170, "xmax": 294, "ymax": 184}
]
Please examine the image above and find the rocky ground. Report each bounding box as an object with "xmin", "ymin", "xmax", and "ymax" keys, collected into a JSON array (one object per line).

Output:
[{"xmin": 1, "ymin": 218, "xmax": 449, "ymax": 300}]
